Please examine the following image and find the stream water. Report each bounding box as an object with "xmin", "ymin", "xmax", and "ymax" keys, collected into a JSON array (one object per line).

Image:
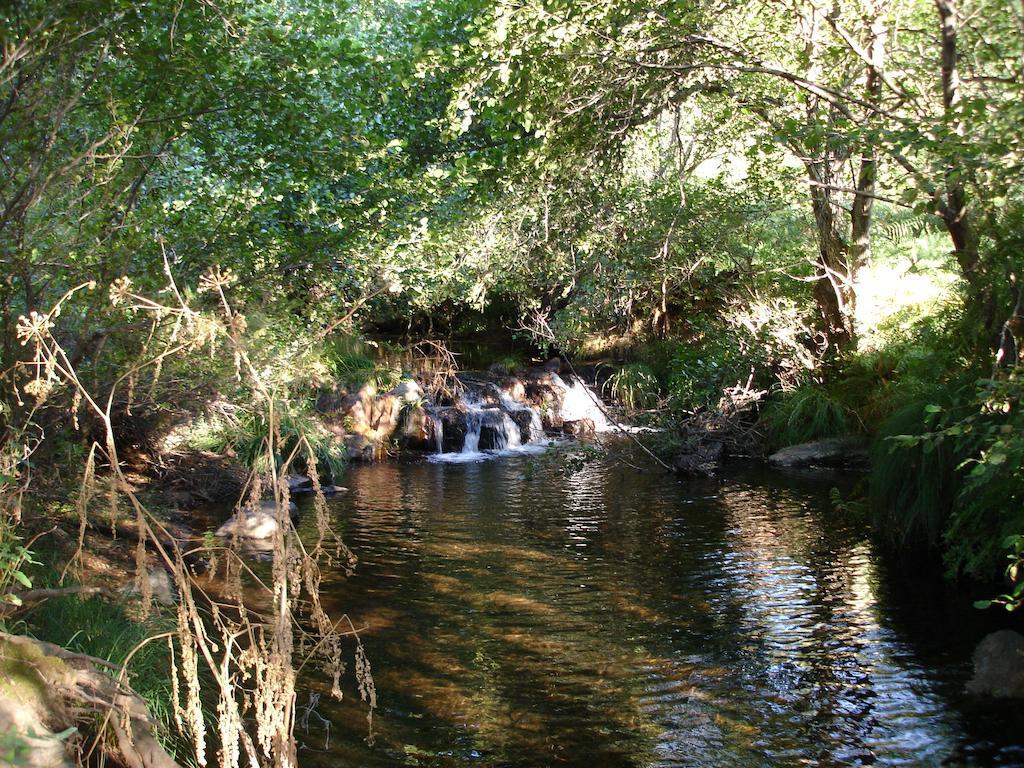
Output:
[{"xmin": 280, "ymin": 445, "xmax": 1024, "ymax": 767}]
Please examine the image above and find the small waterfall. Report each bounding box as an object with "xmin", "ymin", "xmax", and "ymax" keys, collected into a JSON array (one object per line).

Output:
[
  {"xmin": 492, "ymin": 410, "xmax": 522, "ymax": 450},
  {"xmin": 429, "ymin": 383, "xmax": 550, "ymax": 462},
  {"xmin": 497, "ymin": 390, "xmax": 544, "ymax": 444},
  {"xmin": 460, "ymin": 401, "xmax": 523, "ymax": 453},
  {"xmin": 463, "ymin": 407, "xmax": 483, "ymax": 453},
  {"xmin": 552, "ymin": 374, "xmax": 609, "ymax": 431}
]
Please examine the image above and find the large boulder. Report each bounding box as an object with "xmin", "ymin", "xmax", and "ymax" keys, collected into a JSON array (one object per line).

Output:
[
  {"xmin": 767, "ymin": 436, "xmax": 870, "ymax": 469},
  {"xmin": 368, "ymin": 393, "xmax": 400, "ymax": 438},
  {"xmin": 967, "ymin": 630, "xmax": 1024, "ymax": 698}
]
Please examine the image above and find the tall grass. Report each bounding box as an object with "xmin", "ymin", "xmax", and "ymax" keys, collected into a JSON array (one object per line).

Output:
[
  {"xmin": 869, "ymin": 397, "xmax": 960, "ymax": 551},
  {"xmin": 323, "ymin": 339, "xmax": 402, "ymax": 392},
  {"xmin": 760, "ymin": 386, "xmax": 849, "ymax": 448},
  {"xmin": 604, "ymin": 363, "xmax": 661, "ymax": 411}
]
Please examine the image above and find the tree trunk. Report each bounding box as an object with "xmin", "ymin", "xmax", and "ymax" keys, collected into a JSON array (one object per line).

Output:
[
  {"xmin": 934, "ymin": 0, "xmax": 980, "ymax": 283},
  {"xmin": 850, "ymin": 9, "xmax": 886, "ymax": 279},
  {"xmin": 802, "ymin": 6, "xmax": 856, "ymax": 351}
]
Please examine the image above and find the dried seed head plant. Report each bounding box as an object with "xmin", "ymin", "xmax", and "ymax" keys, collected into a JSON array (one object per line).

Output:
[{"xmin": 5, "ymin": 264, "xmax": 374, "ymax": 767}]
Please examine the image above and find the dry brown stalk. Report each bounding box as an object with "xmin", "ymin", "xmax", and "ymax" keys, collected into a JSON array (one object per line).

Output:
[{"xmin": 3, "ymin": 266, "xmax": 374, "ymax": 767}]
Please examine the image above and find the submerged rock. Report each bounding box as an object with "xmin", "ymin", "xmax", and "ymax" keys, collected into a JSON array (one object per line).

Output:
[
  {"xmin": 215, "ymin": 500, "xmax": 298, "ymax": 540},
  {"xmin": 967, "ymin": 630, "xmax": 1024, "ymax": 698},
  {"xmin": 673, "ymin": 441, "xmax": 725, "ymax": 477},
  {"xmin": 767, "ymin": 436, "xmax": 870, "ymax": 469},
  {"xmin": 120, "ymin": 568, "xmax": 177, "ymax": 605}
]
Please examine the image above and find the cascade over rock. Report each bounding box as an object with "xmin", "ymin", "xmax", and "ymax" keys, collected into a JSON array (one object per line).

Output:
[{"xmin": 316, "ymin": 361, "xmax": 612, "ymax": 461}]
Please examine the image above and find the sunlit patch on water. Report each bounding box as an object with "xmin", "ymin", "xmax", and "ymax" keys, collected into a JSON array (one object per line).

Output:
[{"xmin": 267, "ymin": 449, "xmax": 1024, "ymax": 767}]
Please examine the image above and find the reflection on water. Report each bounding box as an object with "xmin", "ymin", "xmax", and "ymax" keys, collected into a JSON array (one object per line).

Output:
[{"xmin": 285, "ymin": 450, "xmax": 1024, "ymax": 767}]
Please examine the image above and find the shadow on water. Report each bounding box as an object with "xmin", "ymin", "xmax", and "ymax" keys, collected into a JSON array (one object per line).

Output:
[{"xmin": 273, "ymin": 448, "xmax": 1024, "ymax": 767}]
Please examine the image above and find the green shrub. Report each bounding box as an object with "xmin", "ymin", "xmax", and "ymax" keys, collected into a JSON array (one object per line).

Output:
[
  {"xmin": 940, "ymin": 373, "xmax": 1024, "ymax": 579},
  {"xmin": 760, "ymin": 386, "xmax": 849, "ymax": 448},
  {"xmin": 604, "ymin": 363, "xmax": 661, "ymax": 411},
  {"xmin": 666, "ymin": 341, "xmax": 751, "ymax": 412}
]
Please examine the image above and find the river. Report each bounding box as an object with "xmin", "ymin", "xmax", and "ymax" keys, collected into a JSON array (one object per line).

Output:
[{"xmin": 280, "ymin": 443, "xmax": 1024, "ymax": 766}]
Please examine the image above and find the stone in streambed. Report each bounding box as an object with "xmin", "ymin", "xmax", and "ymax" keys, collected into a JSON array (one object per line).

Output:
[
  {"xmin": 285, "ymin": 474, "xmax": 313, "ymax": 494},
  {"xmin": 215, "ymin": 500, "xmax": 298, "ymax": 540},
  {"xmin": 673, "ymin": 441, "xmax": 724, "ymax": 477},
  {"xmin": 967, "ymin": 630, "xmax": 1024, "ymax": 699},
  {"xmin": 767, "ymin": 436, "xmax": 870, "ymax": 469}
]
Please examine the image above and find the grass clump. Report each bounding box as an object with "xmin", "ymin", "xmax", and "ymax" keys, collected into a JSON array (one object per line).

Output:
[
  {"xmin": 323, "ymin": 338, "xmax": 402, "ymax": 392},
  {"xmin": 760, "ymin": 386, "xmax": 849, "ymax": 449},
  {"xmin": 869, "ymin": 396, "xmax": 961, "ymax": 550},
  {"xmin": 187, "ymin": 402, "xmax": 346, "ymax": 480},
  {"xmin": 604, "ymin": 363, "xmax": 661, "ymax": 411}
]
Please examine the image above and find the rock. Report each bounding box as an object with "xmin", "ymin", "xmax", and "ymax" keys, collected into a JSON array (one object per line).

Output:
[
  {"xmin": 508, "ymin": 408, "xmax": 537, "ymax": 442},
  {"xmin": 397, "ymin": 405, "xmax": 437, "ymax": 451},
  {"xmin": 477, "ymin": 409, "xmax": 512, "ymax": 449},
  {"xmin": 502, "ymin": 377, "xmax": 527, "ymax": 402},
  {"xmin": 563, "ymin": 419, "xmax": 596, "ymax": 439},
  {"xmin": 339, "ymin": 393, "xmax": 368, "ymax": 432},
  {"xmin": 673, "ymin": 441, "xmax": 724, "ymax": 477},
  {"xmin": 390, "ymin": 379, "xmax": 423, "ymax": 402},
  {"xmin": 767, "ymin": 436, "xmax": 870, "ymax": 469},
  {"xmin": 121, "ymin": 568, "xmax": 176, "ymax": 605},
  {"xmin": 436, "ymin": 407, "xmax": 468, "ymax": 452},
  {"xmin": 285, "ymin": 474, "xmax": 313, "ymax": 495},
  {"xmin": 543, "ymin": 357, "xmax": 563, "ymax": 373},
  {"xmin": 344, "ymin": 433, "xmax": 376, "ymax": 461},
  {"xmin": 215, "ymin": 500, "xmax": 298, "ymax": 540},
  {"xmin": 315, "ymin": 388, "xmax": 347, "ymax": 415},
  {"xmin": 967, "ymin": 630, "xmax": 1024, "ymax": 698},
  {"xmin": 368, "ymin": 393, "xmax": 400, "ymax": 438},
  {"xmin": 321, "ymin": 485, "xmax": 347, "ymax": 495}
]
